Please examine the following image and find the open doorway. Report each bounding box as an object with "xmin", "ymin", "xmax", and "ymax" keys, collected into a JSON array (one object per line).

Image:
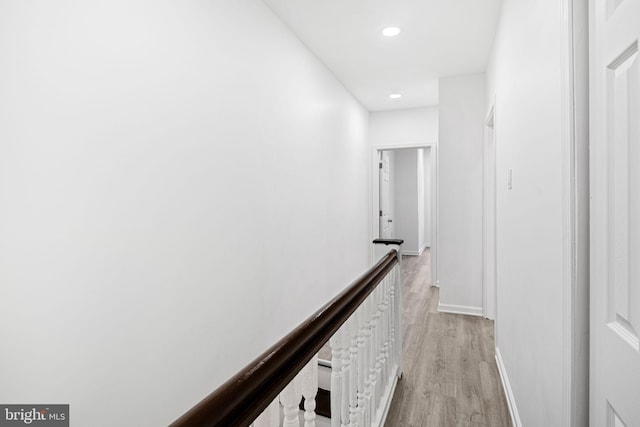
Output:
[{"xmin": 373, "ymin": 144, "xmax": 438, "ymax": 286}]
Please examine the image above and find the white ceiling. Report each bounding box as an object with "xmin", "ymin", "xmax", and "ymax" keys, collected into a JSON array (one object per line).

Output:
[{"xmin": 262, "ymin": 0, "xmax": 503, "ymax": 112}]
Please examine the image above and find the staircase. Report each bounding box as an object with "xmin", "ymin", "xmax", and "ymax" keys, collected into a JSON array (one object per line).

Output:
[{"xmin": 171, "ymin": 239, "xmax": 404, "ymax": 427}]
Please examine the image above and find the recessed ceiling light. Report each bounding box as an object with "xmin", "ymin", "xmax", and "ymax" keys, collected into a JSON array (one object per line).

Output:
[
  {"xmin": 389, "ymin": 93, "xmax": 402, "ymax": 99},
  {"xmin": 382, "ymin": 26, "xmax": 401, "ymax": 37}
]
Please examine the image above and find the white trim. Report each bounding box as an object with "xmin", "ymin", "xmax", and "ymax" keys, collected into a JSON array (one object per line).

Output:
[
  {"xmin": 401, "ymin": 250, "xmax": 421, "ymax": 256},
  {"xmin": 482, "ymin": 100, "xmax": 497, "ymax": 321},
  {"xmin": 559, "ymin": 0, "xmax": 575, "ymax": 421},
  {"xmin": 372, "ymin": 141, "xmax": 437, "ymax": 151},
  {"xmin": 437, "ymin": 303, "xmax": 483, "ymax": 317},
  {"xmin": 495, "ymin": 347, "xmax": 522, "ymax": 427},
  {"xmin": 560, "ymin": 0, "xmax": 590, "ymax": 426},
  {"xmin": 485, "ymin": 104, "xmax": 496, "ymax": 126},
  {"xmin": 402, "ymin": 245, "xmax": 428, "ymax": 257}
]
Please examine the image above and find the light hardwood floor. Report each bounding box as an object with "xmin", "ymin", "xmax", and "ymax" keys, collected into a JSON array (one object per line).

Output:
[{"xmin": 384, "ymin": 250, "xmax": 512, "ymax": 427}]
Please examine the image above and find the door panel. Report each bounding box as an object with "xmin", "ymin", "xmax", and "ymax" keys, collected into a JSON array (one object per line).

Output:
[
  {"xmin": 609, "ymin": 403, "xmax": 628, "ymax": 427},
  {"xmin": 608, "ymin": 42, "xmax": 640, "ymax": 349},
  {"xmin": 591, "ymin": 0, "xmax": 640, "ymax": 424}
]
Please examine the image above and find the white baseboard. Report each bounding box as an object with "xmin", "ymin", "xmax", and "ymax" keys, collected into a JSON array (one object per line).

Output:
[
  {"xmin": 437, "ymin": 303, "xmax": 483, "ymax": 317},
  {"xmin": 403, "ymin": 245, "xmax": 431, "ymax": 257},
  {"xmin": 495, "ymin": 347, "xmax": 522, "ymax": 427},
  {"xmin": 401, "ymin": 250, "xmax": 420, "ymax": 256}
]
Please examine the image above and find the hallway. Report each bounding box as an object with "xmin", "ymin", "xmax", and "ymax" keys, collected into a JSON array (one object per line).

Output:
[
  {"xmin": 384, "ymin": 251, "xmax": 511, "ymax": 427},
  {"xmin": 0, "ymin": 1, "xmax": 609, "ymax": 424}
]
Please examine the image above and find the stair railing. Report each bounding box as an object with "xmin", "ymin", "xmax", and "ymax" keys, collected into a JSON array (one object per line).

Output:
[{"xmin": 171, "ymin": 239, "xmax": 404, "ymax": 427}]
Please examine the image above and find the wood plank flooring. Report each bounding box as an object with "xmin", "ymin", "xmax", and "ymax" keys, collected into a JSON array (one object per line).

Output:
[{"xmin": 384, "ymin": 250, "xmax": 512, "ymax": 427}]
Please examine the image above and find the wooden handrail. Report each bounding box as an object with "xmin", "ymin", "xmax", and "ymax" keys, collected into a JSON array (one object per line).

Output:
[{"xmin": 171, "ymin": 249, "xmax": 400, "ymax": 427}]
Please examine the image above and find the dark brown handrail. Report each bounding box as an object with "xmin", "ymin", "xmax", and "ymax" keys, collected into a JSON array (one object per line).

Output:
[{"xmin": 171, "ymin": 249, "xmax": 400, "ymax": 427}]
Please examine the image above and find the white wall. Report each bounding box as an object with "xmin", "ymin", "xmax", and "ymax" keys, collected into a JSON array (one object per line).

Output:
[
  {"xmin": 438, "ymin": 74, "xmax": 485, "ymax": 314},
  {"xmin": 0, "ymin": 1, "xmax": 370, "ymax": 425},
  {"xmin": 486, "ymin": 0, "xmax": 570, "ymax": 425},
  {"xmin": 423, "ymin": 148, "xmax": 432, "ymax": 246},
  {"xmin": 369, "ymin": 107, "xmax": 438, "ymax": 147},
  {"xmin": 417, "ymin": 149, "xmax": 425, "ymax": 251}
]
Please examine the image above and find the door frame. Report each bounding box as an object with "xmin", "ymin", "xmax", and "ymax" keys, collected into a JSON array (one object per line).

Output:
[
  {"xmin": 483, "ymin": 104, "xmax": 497, "ymax": 321},
  {"xmin": 371, "ymin": 142, "xmax": 439, "ymax": 287},
  {"xmin": 561, "ymin": 0, "xmax": 590, "ymax": 425}
]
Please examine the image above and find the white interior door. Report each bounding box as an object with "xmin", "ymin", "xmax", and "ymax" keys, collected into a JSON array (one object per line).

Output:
[
  {"xmin": 379, "ymin": 151, "xmax": 393, "ymax": 238},
  {"xmin": 590, "ymin": 0, "xmax": 640, "ymax": 425}
]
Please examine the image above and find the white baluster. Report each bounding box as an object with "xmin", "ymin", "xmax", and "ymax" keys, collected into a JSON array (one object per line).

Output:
[
  {"xmin": 365, "ymin": 295, "xmax": 376, "ymax": 426},
  {"xmin": 374, "ymin": 285, "xmax": 383, "ymax": 417},
  {"xmin": 389, "ymin": 271, "xmax": 397, "ymax": 374},
  {"xmin": 379, "ymin": 278, "xmax": 389, "ymax": 394},
  {"xmin": 280, "ymin": 371, "xmax": 302, "ymax": 427},
  {"xmin": 356, "ymin": 304, "xmax": 368, "ymax": 427},
  {"xmin": 330, "ymin": 328, "xmax": 343, "ymax": 427},
  {"xmin": 394, "ymin": 264, "xmax": 403, "ymax": 378},
  {"xmin": 370, "ymin": 293, "xmax": 379, "ymax": 425},
  {"xmin": 348, "ymin": 310, "xmax": 359, "ymax": 427},
  {"xmin": 373, "ymin": 286, "xmax": 384, "ymax": 416},
  {"xmin": 302, "ymin": 355, "xmax": 318, "ymax": 427},
  {"xmin": 386, "ymin": 276, "xmax": 393, "ymax": 376},
  {"xmin": 384, "ymin": 276, "xmax": 392, "ymax": 388},
  {"xmin": 388, "ymin": 276, "xmax": 394, "ymax": 376},
  {"xmin": 340, "ymin": 320, "xmax": 351, "ymax": 427},
  {"xmin": 254, "ymin": 396, "xmax": 280, "ymax": 427}
]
